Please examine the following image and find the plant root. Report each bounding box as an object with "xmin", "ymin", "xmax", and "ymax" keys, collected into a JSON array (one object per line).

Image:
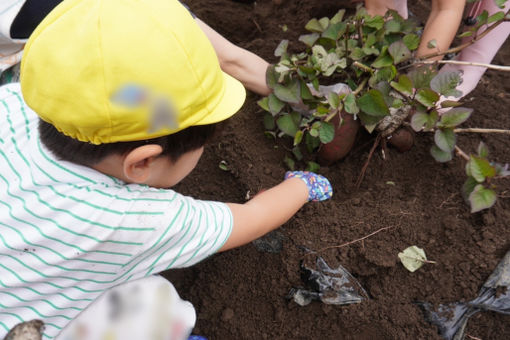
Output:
[
  {"xmin": 309, "ymin": 225, "xmax": 397, "ymax": 256},
  {"xmin": 355, "ymin": 134, "xmax": 381, "ymax": 189}
]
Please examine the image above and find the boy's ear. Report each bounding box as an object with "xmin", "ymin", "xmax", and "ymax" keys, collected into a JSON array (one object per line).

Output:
[{"xmin": 122, "ymin": 144, "xmax": 164, "ymax": 183}]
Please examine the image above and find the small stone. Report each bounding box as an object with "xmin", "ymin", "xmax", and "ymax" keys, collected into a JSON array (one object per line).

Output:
[
  {"xmin": 221, "ymin": 308, "xmax": 234, "ymax": 322},
  {"xmin": 352, "ymin": 198, "xmax": 361, "ymax": 206}
]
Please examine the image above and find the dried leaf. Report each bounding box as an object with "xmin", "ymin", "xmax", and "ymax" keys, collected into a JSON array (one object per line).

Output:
[{"xmin": 398, "ymin": 246, "xmax": 429, "ymax": 272}]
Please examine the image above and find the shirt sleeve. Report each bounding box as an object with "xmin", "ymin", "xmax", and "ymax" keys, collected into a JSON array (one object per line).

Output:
[{"xmin": 114, "ymin": 188, "xmax": 233, "ymax": 278}]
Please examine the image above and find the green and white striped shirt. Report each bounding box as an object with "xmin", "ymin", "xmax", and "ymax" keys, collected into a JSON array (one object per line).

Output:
[{"xmin": 0, "ymin": 83, "xmax": 233, "ymax": 339}]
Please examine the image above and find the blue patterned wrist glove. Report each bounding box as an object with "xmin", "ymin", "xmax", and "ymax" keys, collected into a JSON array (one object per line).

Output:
[{"xmin": 284, "ymin": 171, "xmax": 333, "ymax": 202}]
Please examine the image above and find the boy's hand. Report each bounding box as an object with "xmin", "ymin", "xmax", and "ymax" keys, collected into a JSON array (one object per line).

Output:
[{"xmin": 284, "ymin": 171, "xmax": 333, "ymax": 202}]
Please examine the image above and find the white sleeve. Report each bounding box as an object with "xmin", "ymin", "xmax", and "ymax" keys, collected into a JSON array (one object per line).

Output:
[{"xmin": 113, "ymin": 189, "xmax": 233, "ymax": 278}]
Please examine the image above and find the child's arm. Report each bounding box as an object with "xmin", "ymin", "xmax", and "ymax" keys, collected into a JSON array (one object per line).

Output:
[
  {"xmin": 416, "ymin": 0, "xmax": 465, "ymax": 60},
  {"xmin": 196, "ymin": 18, "xmax": 271, "ymax": 96},
  {"xmin": 219, "ymin": 172, "xmax": 332, "ymax": 251}
]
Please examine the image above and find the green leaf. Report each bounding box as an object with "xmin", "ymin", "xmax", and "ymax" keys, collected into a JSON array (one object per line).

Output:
[
  {"xmin": 477, "ymin": 141, "xmax": 489, "ymax": 158},
  {"xmin": 462, "ymin": 177, "xmax": 479, "ymax": 202},
  {"xmin": 290, "ymin": 111, "xmax": 302, "ymax": 126},
  {"xmin": 330, "ymin": 9, "xmax": 346, "ymax": 24},
  {"xmin": 416, "ymin": 89, "xmax": 440, "ymax": 108},
  {"xmin": 322, "ymin": 22, "xmax": 346, "ymax": 40},
  {"xmin": 372, "ymin": 50, "xmax": 393, "ymax": 68},
  {"xmin": 434, "ymin": 129, "xmax": 456, "ymax": 152},
  {"xmin": 427, "ymin": 39, "xmax": 437, "ymax": 49},
  {"xmin": 299, "ymin": 33, "xmax": 320, "ymax": 47},
  {"xmin": 358, "ymin": 112, "xmax": 384, "ymax": 126},
  {"xmin": 384, "ymin": 19, "xmax": 401, "ymax": 33},
  {"xmin": 407, "ymin": 66, "xmax": 438, "ymax": 89},
  {"xmin": 388, "ymin": 41, "xmax": 411, "ymax": 64},
  {"xmin": 312, "ymin": 78, "xmax": 320, "ymax": 91},
  {"xmin": 426, "ymin": 110, "xmax": 439, "ymax": 129},
  {"xmin": 495, "ymin": 0, "xmax": 506, "ymax": 9},
  {"xmin": 305, "ymin": 18, "xmax": 324, "ymax": 33},
  {"xmin": 403, "ymin": 33, "xmax": 420, "ymax": 50},
  {"xmin": 265, "ymin": 65, "xmax": 279, "ymax": 90},
  {"xmin": 398, "ymin": 246, "xmax": 430, "ymax": 272},
  {"xmin": 390, "ymin": 74, "xmax": 413, "ymax": 96},
  {"xmin": 357, "ymin": 89, "xmax": 390, "ymax": 117},
  {"xmin": 300, "ymin": 81, "xmax": 314, "ymax": 100},
  {"xmin": 276, "ymin": 114, "xmax": 299, "ymax": 137},
  {"xmin": 309, "ymin": 126, "xmax": 319, "ymax": 137},
  {"xmin": 319, "ymin": 121, "xmax": 335, "ymax": 144},
  {"xmin": 306, "ymin": 161, "xmax": 320, "ymax": 172},
  {"xmin": 263, "ymin": 112, "xmax": 275, "ymax": 130},
  {"xmin": 430, "ymin": 71, "xmax": 463, "ymax": 97},
  {"xmin": 293, "ymin": 130, "xmax": 304, "ymax": 146},
  {"xmin": 364, "ymin": 33, "xmax": 377, "ymax": 47},
  {"xmin": 441, "ymin": 100, "xmax": 462, "ymax": 108},
  {"xmin": 350, "ymin": 47, "xmax": 365, "ymax": 60},
  {"xmin": 410, "ymin": 112, "xmax": 429, "ymax": 132},
  {"xmin": 430, "ymin": 145, "xmax": 453, "ymax": 163},
  {"xmin": 488, "ymin": 11, "xmax": 505, "ymax": 23},
  {"xmin": 392, "ymin": 98, "xmax": 403, "ymax": 108},
  {"xmin": 268, "ymin": 93, "xmax": 285, "ymax": 115},
  {"xmin": 274, "ymin": 40, "xmax": 289, "ymax": 57},
  {"xmin": 437, "ymin": 107, "xmax": 473, "ymax": 128},
  {"xmin": 219, "ymin": 160, "xmax": 229, "ymax": 171},
  {"xmin": 458, "ymin": 30, "xmax": 474, "ymax": 38},
  {"xmin": 264, "ymin": 131, "xmax": 276, "ymax": 140},
  {"xmin": 284, "ymin": 156, "xmax": 295, "ymax": 170},
  {"xmin": 292, "ymin": 146, "xmax": 303, "ymax": 160},
  {"xmin": 257, "ymin": 97, "xmax": 269, "ymax": 112},
  {"xmin": 468, "ymin": 155, "xmax": 496, "ymax": 182},
  {"xmin": 274, "ymin": 79, "xmax": 301, "ymax": 104},
  {"xmin": 318, "ymin": 17, "xmax": 330, "ymax": 30},
  {"xmin": 305, "ymin": 132, "xmax": 320, "ymax": 153},
  {"xmin": 327, "ymin": 92, "xmax": 340, "ymax": 109},
  {"xmin": 469, "ymin": 185, "xmax": 497, "ymax": 213},
  {"xmin": 344, "ymin": 93, "xmax": 359, "ymax": 114},
  {"xmin": 476, "ymin": 10, "xmax": 489, "ymax": 26},
  {"xmin": 364, "ymin": 15, "xmax": 384, "ymax": 29},
  {"xmin": 369, "ymin": 66, "xmax": 397, "ymax": 87}
]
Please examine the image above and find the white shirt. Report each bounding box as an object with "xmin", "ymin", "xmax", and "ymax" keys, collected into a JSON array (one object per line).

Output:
[{"xmin": 0, "ymin": 83, "xmax": 233, "ymax": 339}]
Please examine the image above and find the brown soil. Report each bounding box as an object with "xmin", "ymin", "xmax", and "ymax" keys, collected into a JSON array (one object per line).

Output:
[{"xmin": 165, "ymin": 1, "xmax": 510, "ymax": 339}]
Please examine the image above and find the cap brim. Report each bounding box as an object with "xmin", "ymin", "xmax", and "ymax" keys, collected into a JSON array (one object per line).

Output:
[{"xmin": 194, "ymin": 71, "xmax": 246, "ymax": 126}]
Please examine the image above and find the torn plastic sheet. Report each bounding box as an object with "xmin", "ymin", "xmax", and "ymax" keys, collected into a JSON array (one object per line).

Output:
[
  {"xmin": 419, "ymin": 250, "xmax": 510, "ymax": 340},
  {"xmin": 288, "ymin": 256, "xmax": 369, "ymax": 306}
]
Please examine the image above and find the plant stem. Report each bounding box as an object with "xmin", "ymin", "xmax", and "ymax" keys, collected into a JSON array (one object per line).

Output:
[
  {"xmin": 400, "ymin": 254, "xmax": 437, "ymax": 264},
  {"xmin": 416, "ymin": 60, "xmax": 510, "ymax": 72},
  {"xmin": 454, "ymin": 128, "xmax": 510, "ymax": 135},
  {"xmin": 353, "ymin": 78, "xmax": 368, "ymax": 95},
  {"xmin": 357, "ymin": 19, "xmax": 363, "ymax": 46},
  {"xmin": 418, "ymin": 9, "xmax": 510, "ymax": 61},
  {"xmin": 455, "ymin": 145, "xmax": 470, "ymax": 161},
  {"xmin": 352, "ymin": 61, "xmax": 374, "ymax": 73}
]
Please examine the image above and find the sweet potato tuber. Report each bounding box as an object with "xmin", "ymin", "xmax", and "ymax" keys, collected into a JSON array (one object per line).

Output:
[{"xmin": 318, "ymin": 112, "xmax": 360, "ymax": 164}]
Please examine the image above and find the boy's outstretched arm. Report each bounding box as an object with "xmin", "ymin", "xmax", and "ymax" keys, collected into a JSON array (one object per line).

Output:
[
  {"xmin": 220, "ymin": 172, "xmax": 332, "ymax": 252},
  {"xmin": 195, "ymin": 18, "xmax": 271, "ymax": 96}
]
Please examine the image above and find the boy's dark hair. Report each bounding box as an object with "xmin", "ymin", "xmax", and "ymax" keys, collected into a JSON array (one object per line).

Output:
[{"xmin": 38, "ymin": 118, "xmax": 218, "ymax": 166}]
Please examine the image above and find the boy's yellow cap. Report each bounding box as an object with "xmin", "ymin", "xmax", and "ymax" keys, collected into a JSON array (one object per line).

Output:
[{"xmin": 20, "ymin": 0, "xmax": 246, "ymax": 144}]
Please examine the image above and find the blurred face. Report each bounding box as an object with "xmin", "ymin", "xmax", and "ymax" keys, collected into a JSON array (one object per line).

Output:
[{"xmin": 147, "ymin": 147, "xmax": 204, "ymax": 188}]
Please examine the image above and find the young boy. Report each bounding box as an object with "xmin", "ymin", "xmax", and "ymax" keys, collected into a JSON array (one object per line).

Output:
[{"xmin": 0, "ymin": 0, "xmax": 332, "ymax": 339}]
